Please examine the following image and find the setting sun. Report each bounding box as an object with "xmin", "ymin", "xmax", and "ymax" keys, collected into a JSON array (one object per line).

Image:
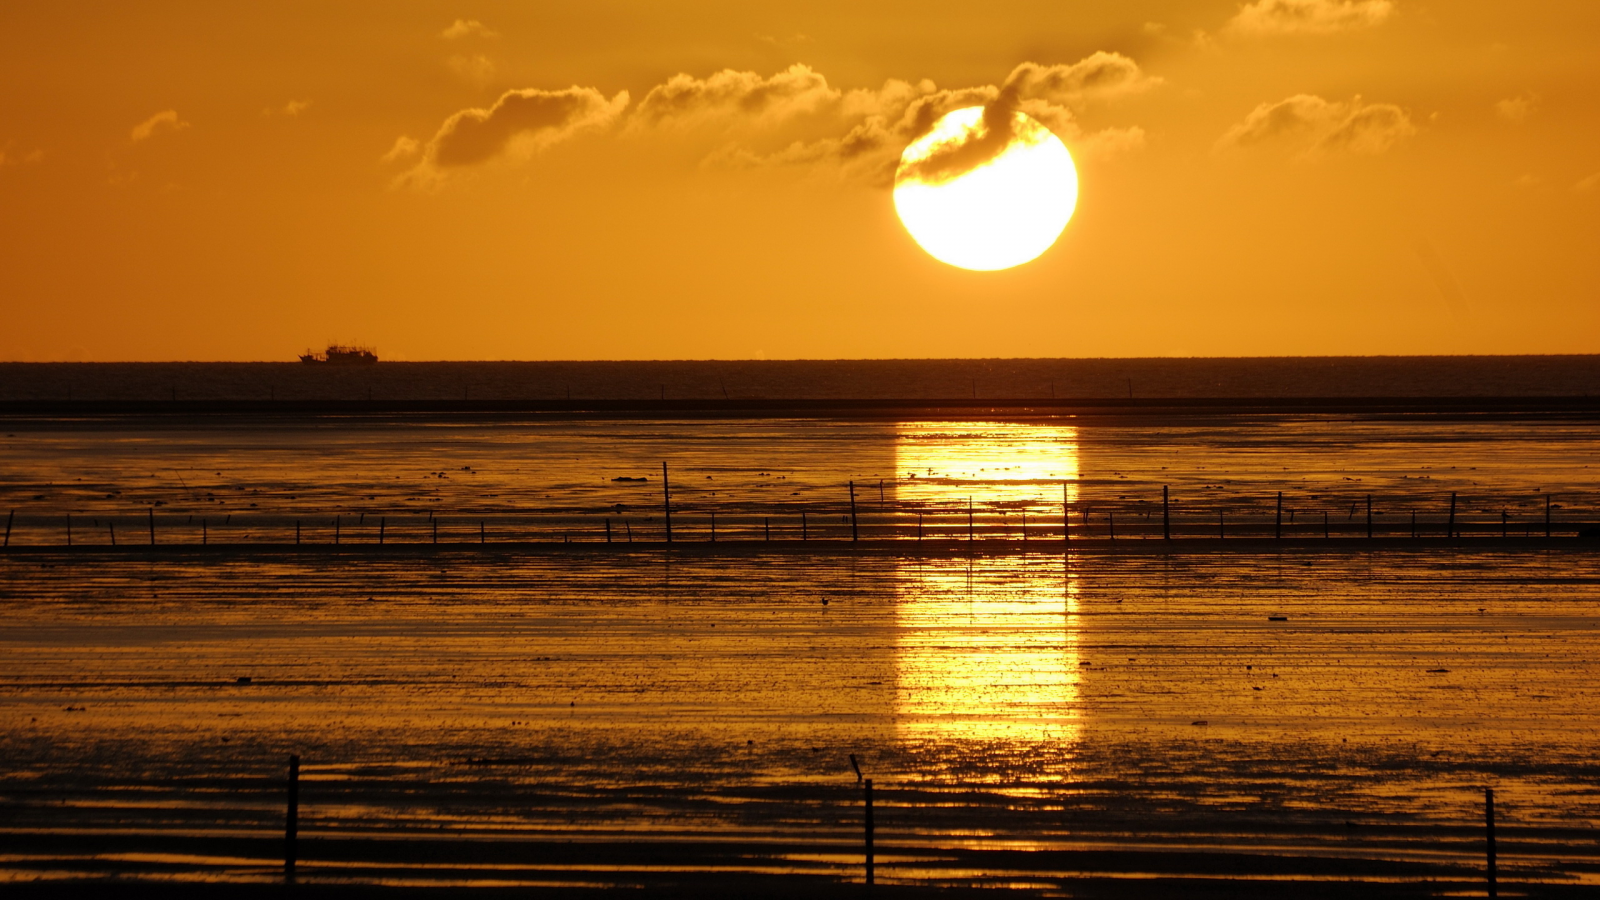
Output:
[{"xmin": 893, "ymin": 107, "xmax": 1079, "ymax": 272}]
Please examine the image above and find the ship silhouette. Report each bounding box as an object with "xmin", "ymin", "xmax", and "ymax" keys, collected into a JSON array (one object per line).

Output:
[{"xmin": 299, "ymin": 344, "xmax": 378, "ymax": 365}]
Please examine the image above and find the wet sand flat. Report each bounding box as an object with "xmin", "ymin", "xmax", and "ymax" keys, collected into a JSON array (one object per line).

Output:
[{"xmin": 4, "ymin": 547, "xmax": 1600, "ymax": 892}]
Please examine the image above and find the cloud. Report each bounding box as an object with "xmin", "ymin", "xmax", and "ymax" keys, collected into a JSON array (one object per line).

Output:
[
  {"xmin": 0, "ymin": 142, "xmax": 44, "ymax": 167},
  {"xmin": 262, "ymin": 99, "xmax": 312, "ymax": 117},
  {"xmin": 1574, "ymin": 173, "xmax": 1600, "ymax": 193},
  {"xmin": 1217, "ymin": 94, "xmax": 1415, "ymax": 156},
  {"xmin": 381, "ymin": 136, "xmax": 420, "ymax": 163},
  {"xmin": 1495, "ymin": 93, "xmax": 1538, "ymax": 123},
  {"xmin": 441, "ymin": 19, "xmax": 497, "ymax": 40},
  {"xmin": 397, "ymin": 86, "xmax": 628, "ymax": 186},
  {"xmin": 130, "ymin": 109, "xmax": 189, "ymax": 142},
  {"xmin": 1226, "ymin": 0, "xmax": 1394, "ymax": 36},
  {"xmin": 448, "ymin": 53, "xmax": 496, "ymax": 86},
  {"xmin": 396, "ymin": 54, "xmax": 1156, "ymax": 189}
]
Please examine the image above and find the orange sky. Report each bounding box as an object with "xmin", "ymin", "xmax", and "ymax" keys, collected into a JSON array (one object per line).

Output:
[{"xmin": 1, "ymin": 1, "xmax": 1597, "ymax": 361}]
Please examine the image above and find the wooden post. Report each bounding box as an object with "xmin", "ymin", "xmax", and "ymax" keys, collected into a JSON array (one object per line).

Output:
[
  {"xmin": 849, "ymin": 481, "xmax": 858, "ymax": 542},
  {"xmin": 1448, "ymin": 492, "xmax": 1457, "ymax": 539},
  {"xmin": 67, "ymin": 514, "xmax": 72, "ymax": 547},
  {"xmin": 802, "ymin": 511, "xmax": 807, "ymax": 541},
  {"xmin": 606, "ymin": 519, "xmax": 612, "ymax": 543},
  {"xmin": 334, "ymin": 516, "xmax": 339, "ymax": 545},
  {"xmin": 1109, "ymin": 511, "xmax": 1115, "ymax": 541},
  {"xmin": 379, "ymin": 517, "xmax": 385, "ymax": 545},
  {"xmin": 286, "ymin": 754, "xmax": 300, "ymax": 882},
  {"xmin": 1063, "ymin": 482, "xmax": 1070, "ymax": 545},
  {"xmin": 968, "ymin": 498, "xmax": 974, "ymax": 541},
  {"xmin": 3, "ymin": 510, "xmax": 11, "ymax": 548},
  {"xmin": 1546, "ymin": 494, "xmax": 1552, "ymax": 538},
  {"xmin": 1275, "ymin": 492, "xmax": 1282, "ymax": 539},
  {"xmin": 917, "ymin": 512, "xmax": 923, "ymax": 541},
  {"xmin": 1219, "ymin": 509, "xmax": 1224, "ymax": 539},
  {"xmin": 625, "ymin": 520, "xmax": 632, "ymax": 543},
  {"xmin": 1367, "ymin": 495, "xmax": 1373, "ymax": 539},
  {"xmin": 864, "ymin": 778, "xmax": 875, "ymax": 886},
  {"xmin": 1163, "ymin": 486, "xmax": 1171, "ymax": 540},
  {"xmin": 432, "ymin": 518, "xmax": 437, "ymax": 544},
  {"xmin": 710, "ymin": 511, "xmax": 716, "ymax": 542},
  {"xmin": 149, "ymin": 508, "xmax": 155, "ymax": 546},
  {"xmin": 480, "ymin": 520, "xmax": 485, "ymax": 543},
  {"xmin": 1486, "ymin": 787, "xmax": 1497, "ymax": 898},
  {"xmin": 1502, "ymin": 510, "xmax": 1508, "ymax": 538},
  {"xmin": 764, "ymin": 517, "xmax": 770, "ymax": 541},
  {"xmin": 1324, "ymin": 511, "xmax": 1329, "ymax": 539},
  {"xmin": 663, "ymin": 462, "xmax": 672, "ymax": 543},
  {"xmin": 201, "ymin": 519, "xmax": 206, "ymax": 545},
  {"xmin": 1022, "ymin": 509, "xmax": 1028, "ymax": 544},
  {"xmin": 110, "ymin": 522, "xmax": 116, "ymax": 546}
]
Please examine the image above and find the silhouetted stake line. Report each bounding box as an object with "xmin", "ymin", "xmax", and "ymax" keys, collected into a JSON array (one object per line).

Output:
[
  {"xmin": 1367, "ymin": 495, "xmax": 1373, "ymax": 539},
  {"xmin": 764, "ymin": 517, "xmax": 770, "ymax": 541},
  {"xmin": 148, "ymin": 508, "xmax": 155, "ymax": 546},
  {"xmin": 285, "ymin": 754, "xmax": 299, "ymax": 882},
  {"xmin": 1022, "ymin": 510, "xmax": 1028, "ymax": 544},
  {"xmin": 480, "ymin": 520, "xmax": 486, "ymax": 544},
  {"xmin": 802, "ymin": 512, "xmax": 807, "ymax": 541},
  {"xmin": 710, "ymin": 511, "xmax": 716, "ymax": 543},
  {"xmin": 662, "ymin": 462, "xmax": 672, "ymax": 543},
  {"xmin": 334, "ymin": 516, "xmax": 340, "ymax": 545},
  {"xmin": 1275, "ymin": 492, "xmax": 1282, "ymax": 539},
  {"xmin": 1486, "ymin": 787, "xmax": 1497, "ymax": 897},
  {"xmin": 110, "ymin": 522, "xmax": 116, "ymax": 547},
  {"xmin": 849, "ymin": 481, "xmax": 859, "ymax": 542},
  {"xmin": 918, "ymin": 512, "xmax": 924, "ymax": 542},
  {"xmin": 379, "ymin": 517, "xmax": 385, "ymax": 545},
  {"xmin": 3, "ymin": 510, "xmax": 10, "ymax": 549},
  {"xmin": 66, "ymin": 514, "xmax": 72, "ymax": 547},
  {"xmin": 968, "ymin": 498, "xmax": 974, "ymax": 542},
  {"xmin": 201, "ymin": 519, "xmax": 206, "ymax": 545},
  {"xmin": 625, "ymin": 520, "xmax": 632, "ymax": 543},
  {"xmin": 1109, "ymin": 512, "xmax": 1115, "ymax": 541},
  {"xmin": 1449, "ymin": 492, "xmax": 1457, "ymax": 539},
  {"xmin": 864, "ymin": 778, "xmax": 875, "ymax": 886},
  {"xmin": 432, "ymin": 518, "xmax": 437, "ymax": 544},
  {"xmin": 605, "ymin": 519, "xmax": 612, "ymax": 543},
  {"xmin": 1324, "ymin": 511, "xmax": 1329, "ymax": 539},
  {"xmin": 1547, "ymin": 494, "xmax": 1553, "ymax": 537},
  {"xmin": 1503, "ymin": 510, "xmax": 1508, "ymax": 538},
  {"xmin": 1219, "ymin": 510, "xmax": 1225, "ymax": 540}
]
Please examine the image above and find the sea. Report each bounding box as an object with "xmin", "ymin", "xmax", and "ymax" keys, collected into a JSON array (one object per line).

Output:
[{"xmin": 3, "ymin": 356, "xmax": 1600, "ymax": 893}]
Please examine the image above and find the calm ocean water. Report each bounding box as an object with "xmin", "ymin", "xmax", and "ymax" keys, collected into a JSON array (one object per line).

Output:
[{"xmin": 3, "ymin": 355, "xmax": 1600, "ymax": 401}]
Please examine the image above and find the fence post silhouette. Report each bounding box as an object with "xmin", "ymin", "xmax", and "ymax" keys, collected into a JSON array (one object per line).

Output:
[
  {"xmin": 1448, "ymin": 492, "xmax": 1457, "ymax": 539},
  {"xmin": 849, "ymin": 481, "xmax": 858, "ymax": 542},
  {"xmin": 3, "ymin": 510, "xmax": 11, "ymax": 549},
  {"xmin": 765, "ymin": 517, "xmax": 770, "ymax": 541},
  {"xmin": 481, "ymin": 520, "xmax": 486, "ymax": 544},
  {"xmin": 710, "ymin": 511, "xmax": 716, "ymax": 543},
  {"xmin": 285, "ymin": 754, "xmax": 300, "ymax": 882},
  {"xmin": 1163, "ymin": 486, "xmax": 1171, "ymax": 540},
  {"xmin": 201, "ymin": 519, "xmax": 206, "ymax": 545},
  {"xmin": 334, "ymin": 516, "xmax": 339, "ymax": 545},
  {"xmin": 432, "ymin": 518, "xmax": 437, "ymax": 544},
  {"xmin": 67, "ymin": 514, "xmax": 72, "ymax": 547},
  {"xmin": 148, "ymin": 508, "xmax": 155, "ymax": 546},
  {"xmin": 864, "ymin": 778, "xmax": 875, "ymax": 886},
  {"xmin": 802, "ymin": 511, "xmax": 807, "ymax": 541},
  {"xmin": 1275, "ymin": 492, "xmax": 1282, "ymax": 539},
  {"xmin": 605, "ymin": 519, "xmax": 612, "ymax": 543},
  {"xmin": 1486, "ymin": 787, "xmax": 1497, "ymax": 898},
  {"xmin": 1367, "ymin": 495, "xmax": 1373, "ymax": 539},
  {"xmin": 663, "ymin": 462, "xmax": 673, "ymax": 543},
  {"xmin": 968, "ymin": 498, "xmax": 974, "ymax": 542},
  {"xmin": 1064, "ymin": 483, "xmax": 1071, "ymax": 546},
  {"xmin": 1546, "ymin": 495, "xmax": 1552, "ymax": 538},
  {"xmin": 110, "ymin": 522, "xmax": 116, "ymax": 546},
  {"xmin": 379, "ymin": 517, "xmax": 386, "ymax": 545}
]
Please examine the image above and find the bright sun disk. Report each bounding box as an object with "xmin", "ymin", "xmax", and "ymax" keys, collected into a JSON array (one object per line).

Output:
[{"xmin": 893, "ymin": 107, "xmax": 1078, "ymax": 272}]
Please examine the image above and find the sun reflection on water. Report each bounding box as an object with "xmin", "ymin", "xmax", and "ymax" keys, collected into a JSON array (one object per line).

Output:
[{"xmin": 892, "ymin": 422, "xmax": 1082, "ymax": 743}]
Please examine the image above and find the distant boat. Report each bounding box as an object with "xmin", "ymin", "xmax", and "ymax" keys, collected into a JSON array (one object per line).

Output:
[{"xmin": 299, "ymin": 344, "xmax": 378, "ymax": 365}]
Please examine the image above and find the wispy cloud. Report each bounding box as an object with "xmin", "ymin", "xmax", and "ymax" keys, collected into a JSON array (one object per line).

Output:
[
  {"xmin": 0, "ymin": 142, "xmax": 44, "ymax": 167},
  {"xmin": 441, "ymin": 19, "xmax": 497, "ymax": 40},
  {"xmin": 262, "ymin": 99, "xmax": 312, "ymax": 117},
  {"xmin": 130, "ymin": 109, "xmax": 189, "ymax": 142},
  {"xmin": 1217, "ymin": 94, "xmax": 1415, "ymax": 157},
  {"xmin": 1495, "ymin": 93, "xmax": 1538, "ymax": 123},
  {"xmin": 1226, "ymin": 0, "xmax": 1394, "ymax": 36}
]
